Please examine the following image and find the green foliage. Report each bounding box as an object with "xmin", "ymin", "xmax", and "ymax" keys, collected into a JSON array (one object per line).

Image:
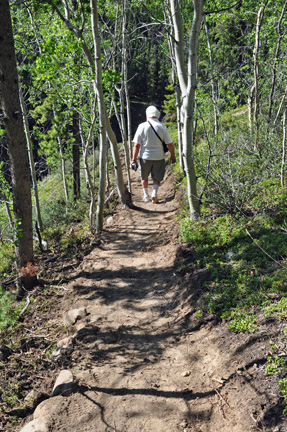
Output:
[
  {"xmin": 0, "ymin": 242, "xmax": 14, "ymax": 275},
  {"xmin": 263, "ymin": 298, "xmax": 287, "ymax": 321},
  {"xmin": 228, "ymin": 310, "xmax": 257, "ymax": 333},
  {"xmin": 0, "ymin": 287, "xmax": 23, "ymax": 330},
  {"xmin": 266, "ymin": 342, "xmax": 287, "ymax": 415},
  {"xmin": 179, "ymin": 200, "xmax": 287, "ymax": 328}
]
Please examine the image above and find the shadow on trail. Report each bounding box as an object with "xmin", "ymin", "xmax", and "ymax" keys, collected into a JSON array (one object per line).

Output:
[{"xmin": 77, "ymin": 384, "xmax": 213, "ymax": 401}]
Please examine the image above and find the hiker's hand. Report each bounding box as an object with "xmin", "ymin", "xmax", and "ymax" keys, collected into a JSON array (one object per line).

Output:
[
  {"xmin": 130, "ymin": 160, "xmax": 138, "ymax": 171},
  {"xmin": 170, "ymin": 156, "xmax": 176, "ymax": 164}
]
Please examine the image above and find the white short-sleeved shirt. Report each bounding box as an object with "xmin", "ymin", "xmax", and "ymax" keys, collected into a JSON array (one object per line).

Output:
[{"xmin": 132, "ymin": 119, "xmax": 172, "ymax": 160}]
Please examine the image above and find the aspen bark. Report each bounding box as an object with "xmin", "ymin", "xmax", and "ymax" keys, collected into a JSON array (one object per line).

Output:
[
  {"xmin": 19, "ymin": 87, "xmax": 43, "ymax": 231},
  {"xmin": 281, "ymin": 106, "xmax": 287, "ymax": 187},
  {"xmin": 91, "ymin": 0, "xmax": 107, "ymax": 233},
  {"xmin": 253, "ymin": 3, "xmax": 267, "ymax": 149},
  {"xmin": 268, "ymin": 0, "xmax": 287, "ymax": 122},
  {"xmin": 170, "ymin": 0, "xmax": 202, "ymax": 219}
]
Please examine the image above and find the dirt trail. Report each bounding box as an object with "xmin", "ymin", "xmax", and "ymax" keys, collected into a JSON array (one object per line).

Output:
[{"xmin": 19, "ymin": 167, "xmax": 287, "ymax": 432}]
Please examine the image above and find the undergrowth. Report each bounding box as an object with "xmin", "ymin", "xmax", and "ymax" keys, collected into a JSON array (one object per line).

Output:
[
  {"xmin": 179, "ymin": 196, "xmax": 287, "ymax": 327},
  {"xmin": 177, "ymin": 118, "xmax": 287, "ymax": 413}
]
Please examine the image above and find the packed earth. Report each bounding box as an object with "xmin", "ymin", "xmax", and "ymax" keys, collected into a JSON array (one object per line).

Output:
[{"xmin": 2, "ymin": 164, "xmax": 287, "ymax": 432}]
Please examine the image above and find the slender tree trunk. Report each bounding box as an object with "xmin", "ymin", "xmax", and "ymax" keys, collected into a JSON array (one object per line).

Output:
[
  {"xmin": 170, "ymin": 0, "xmax": 187, "ymax": 95},
  {"xmin": 121, "ymin": 0, "xmax": 132, "ymax": 160},
  {"xmin": 267, "ymin": 0, "xmax": 287, "ymax": 122},
  {"xmin": 106, "ymin": 116, "xmax": 132, "ymax": 206},
  {"xmin": 50, "ymin": 100, "xmax": 69, "ymax": 203},
  {"xmin": 90, "ymin": 0, "xmax": 107, "ymax": 233},
  {"xmin": 281, "ymin": 106, "xmax": 287, "ymax": 187},
  {"xmin": 0, "ymin": 0, "xmax": 36, "ymax": 295},
  {"xmin": 72, "ymin": 111, "xmax": 81, "ymax": 200},
  {"xmin": 274, "ymin": 86, "xmax": 287, "ymax": 126},
  {"xmin": 203, "ymin": 16, "xmax": 218, "ymax": 135},
  {"xmin": 19, "ymin": 86, "xmax": 43, "ymax": 231},
  {"xmin": 57, "ymin": 135, "xmax": 69, "ymax": 203},
  {"xmin": 170, "ymin": 0, "xmax": 202, "ymax": 219},
  {"xmin": 115, "ymin": 84, "xmax": 132, "ymax": 192},
  {"xmin": 174, "ymin": 83, "xmax": 184, "ymax": 172},
  {"xmin": 253, "ymin": 3, "xmax": 267, "ymax": 150},
  {"xmin": 79, "ymin": 115, "xmax": 91, "ymax": 191},
  {"xmin": 248, "ymin": 83, "xmax": 255, "ymax": 135},
  {"xmin": 165, "ymin": 5, "xmax": 184, "ymax": 172},
  {"xmin": 84, "ymin": 109, "xmax": 97, "ymax": 231}
]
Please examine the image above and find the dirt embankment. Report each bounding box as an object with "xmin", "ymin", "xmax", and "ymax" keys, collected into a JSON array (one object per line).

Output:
[{"xmin": 3, "ymin": 165, "xmax": 287, "ymax": 432}]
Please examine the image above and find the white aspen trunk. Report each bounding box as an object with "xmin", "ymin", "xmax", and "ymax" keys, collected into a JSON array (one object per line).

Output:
[
  {"xmin": 116, "ymin": 85, "xmax": 132, "ymax": 192},
  {"xmin": 165, "ymin": 5, "xmax": 184, "ymax": 172},
  {"xmin": 122, "ymin": 0, "xmax": 132, "ymax": 161},
  {"xmin": 58, "ymin": 135, "xmax": 69, "ymax": 203},
  {"xmin": 106, "ymin": 116, "xmax": 132, "ymax": 206},
  {"xmin": 248, "ymin": 83, "xmax": 255, "ymax": 135},
  {"xmin": 79, "ymin": 115, "xmax": 91, "ymax": 191},
  {"xmin": 253, "ymin": 4, "xmax": 266, "ymax": 150},
  {"xmin": 183, "ymin": 0, "xmax": 202, "ymax": 219},
  {"xmin": 19, "ymin": 87, "xmax": 43, "ymax": 231},
  {"xmin": 175, "ymin": 82, "xmax": 184, "ymax": 172},
  {"xmin": 83, "ymin": 110, "xmax": 97, "ymax": 231},
  {"xmin": 170, "ymin": 0, "xmax": 202, "ymax": 219},
  {"xmin": 51, "ymin": 97, "xmax": 69, "ymax": 203},
  {"xmin": 274, "ymin": 86, "xmax": 287, "ymax": 126},
  {"xmin": 90, "ymin": 0, "xmax": 107, "ymax": 233},
  {"xmin": 203, "ymin": 16, "xmax": 218, "ymax": 135},
  {"xmin": 281, "ymin": 106, "xmax": 287, "ymax": 187},
  {"xmin": 170, "ymin": 0, "xmax": 187, "ymax": 96},
  {"xmin": 268, "ymin": 0, "xmax": 287, "ymax": 122}
]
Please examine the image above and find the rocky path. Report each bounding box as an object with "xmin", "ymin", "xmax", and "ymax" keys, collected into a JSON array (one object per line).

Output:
[{"xmin": 19, "ymin": 167, "xmax": 287, "ymax": 432}]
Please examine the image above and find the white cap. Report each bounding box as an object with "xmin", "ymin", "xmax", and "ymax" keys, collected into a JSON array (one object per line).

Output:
[{"xmin": 146, "ymin": 106, "xmax": 160, "ymax": 118}]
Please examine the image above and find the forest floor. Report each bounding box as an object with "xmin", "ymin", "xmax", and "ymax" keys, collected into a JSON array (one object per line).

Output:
[{"xmin": 2, "ymin": 164, "xmax": 287, "ymax": 431}]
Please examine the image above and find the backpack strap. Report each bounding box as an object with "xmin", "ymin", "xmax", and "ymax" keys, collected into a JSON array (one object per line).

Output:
[{"xmin": 148, "ymin": 120, "xmax": 163, "ymax": 143}]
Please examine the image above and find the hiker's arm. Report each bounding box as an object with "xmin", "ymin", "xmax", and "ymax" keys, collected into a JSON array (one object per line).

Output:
[
  {"xmin": 131, "ymin": 143, "xmax": 141, "ymax": 167},
  {"xmin": 167, "ymin": 142, "xmax": 176, "ymax": 163}
]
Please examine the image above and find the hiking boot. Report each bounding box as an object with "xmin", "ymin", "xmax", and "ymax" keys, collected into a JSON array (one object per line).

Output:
[
  {"xmin": 152, "ymin": 196, "xmax": 158, "ymax": 204},
  {"xmin": 142, "ymin": 196, "xmax": 149, "ymax": 202}
]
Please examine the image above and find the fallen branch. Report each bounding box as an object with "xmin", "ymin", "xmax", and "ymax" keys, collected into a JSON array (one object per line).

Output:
[
  {"xmin": 20, "ymin": 289, "xmax": 39, "ymax": 317},
  {"xmin": 105, "ymin": 188, "xmax": 117, "ymax": 204}
]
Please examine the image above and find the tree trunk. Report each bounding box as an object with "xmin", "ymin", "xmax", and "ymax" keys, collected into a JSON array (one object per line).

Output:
[
  {"xmin": 121, "ymin": 0, "xmax": 133, "ymax": 161},
  {"xmin": 281, "ymin": 106, "xmax": 287, "ymax": 187},
  {"xmin": 267, "ymin": 0, "xmax": 287, "ymax": 122},
  {"xmin": 19, "ymin": 86, "xmax": 43, "ymax": 231},
  {"xmin": 106, "ymin": 116, "xmax": 132, "ymax": 207},
  {"xmin": 170, "ymin": 0, "xmax": 202, "ymax": 219},
  {"xmin": 79, "ymin": 115, "xmax": 91, "ymax": 192},
  {"xmin": 253, "ymin": 4, "xmax": 267, "ymax": 150},
  {"xmin": 165, "ymin": 5, "xmax": 184, "ymax": 172},
  {"xmin": 203, "ymin": 16, "xmax": 218, "ymax": 135},
  {"xmin": 90, "ymin": 0, "xmax": 107, "ymax": 233},
  {"xmin": 115, "ymin": 84, "xmax": 132, "ymax": 192},
  {"xmin": 0, "ymin": 0, "xmax": 36, "ymax": 296},
  {"xmin": 72, "ymin": 111, "xmax": 81, "ymax": 201}
]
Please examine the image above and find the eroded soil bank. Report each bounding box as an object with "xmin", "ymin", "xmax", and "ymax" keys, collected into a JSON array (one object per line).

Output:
[{"xmin": 4, "ymin": 166, "xmax": 287, "ymax": 432}]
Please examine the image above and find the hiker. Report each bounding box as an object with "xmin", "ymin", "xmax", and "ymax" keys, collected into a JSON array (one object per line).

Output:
[{"xmin": 130, "ymin": 105, "xmax": 176, "ymax": 203}]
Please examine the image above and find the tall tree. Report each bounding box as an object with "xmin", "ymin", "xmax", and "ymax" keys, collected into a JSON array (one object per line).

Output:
[
  {"xmin": 170, "ymin": 0, "xmax": 203, "ymax": 219},
  {"xmin": 0, "ymin": 0, "xmax": 37, "ymax": 297}
]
